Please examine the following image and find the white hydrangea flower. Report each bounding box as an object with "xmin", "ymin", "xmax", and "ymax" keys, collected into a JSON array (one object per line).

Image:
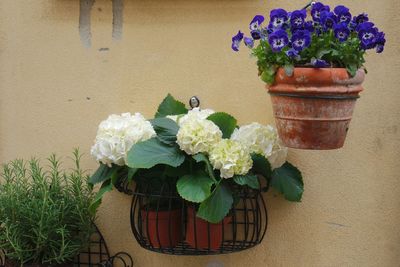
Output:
[
  {"xmin": 176, "ymin": 118, "xmax": 222, "ymax": 155},
  {"xmin": 167, "ymin": 108, "xmax": 215, "ymax": 126},
  {"xmin": 231, "ymin": 122, "xmax": 287, "ymax": 169},
  {"xmin": 91, "ymin": 113, "xmax": 156, "ymax": 166},
  {"xmin": 209, "ymin": 139, "xmax": 253, "ymax": 179}
]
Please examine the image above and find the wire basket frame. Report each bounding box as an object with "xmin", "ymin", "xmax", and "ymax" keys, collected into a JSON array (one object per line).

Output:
[{"xmin": 130, "ymin": 181, "xmax": 268, "ymax": 255}]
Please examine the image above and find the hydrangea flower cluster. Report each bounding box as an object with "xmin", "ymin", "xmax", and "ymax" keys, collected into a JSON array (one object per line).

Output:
[
  {"xmin": 231, "ymin": 123, "xmax": 287, "ymax": 169},
  {"xmin": 231, "ymin": 2, "xmax": 386, "ymax": 83},
  {"xmin": 208, "ymin": 139, "xmax": 253, "ymax": 179},
  {"xmin": 91, "ymin": 113, "xmax": 156, "ymax": 166},
  {"xmin": 176, "ymin": 118, "xmax": 222, "ymax": 155}
]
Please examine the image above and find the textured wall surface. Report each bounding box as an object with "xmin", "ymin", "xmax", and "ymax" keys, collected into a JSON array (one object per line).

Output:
[{"xmin": 1, "ymin": 0, "xmax": 399, "ymax": 266}]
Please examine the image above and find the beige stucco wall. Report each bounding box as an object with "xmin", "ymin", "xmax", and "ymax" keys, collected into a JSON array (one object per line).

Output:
[{"xmin": 1, "ymin": 0, "xmax": 399, "ymax": 266}]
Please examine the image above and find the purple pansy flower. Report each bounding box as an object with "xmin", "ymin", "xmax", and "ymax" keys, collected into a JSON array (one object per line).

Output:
[
  {"xmin": 291, "ymin": 30, "xmax": 311, "ymax": 51},
  {"xmin": 290, "ymin": 10, "xmax": 307, "ymax": 29},
  {"xmin": 334, "ymin": 23, "xmax": 350, "ymax": 42},
  {"xmin": 249, "ymin": 15, "xmax": 265, "ymax": 30},
  {"xmin": 311, "ymin": 58, "xmax": 330, "ymax": 68},
  {"xmin": 311, "ymin": 2, "xmax": 330, "ymax": 22},
  {"xmin": 334, "ymin": 5, "xmax": 352, "ymax": 24},
  {"xmin": 320, "ymin": 11, "xmax": 337, "ymax": 30},
  {"xmin": 286, "ymin": 48, "xmax": 300, "ymax": 60},
  {"xmin": 270, "ymin": 8, "xmax": 288, "ymax": 28},
  {"xmin": 304, "ymin": 21, "xmax": 315, "ymax": 32},
  {"xmin": 353, "ymin": 13, "xmax": 369, "ymax": 25},
  {"xmin": 244, "ymin": 37, "xmax": 254, "ymax": 48},
  {"xmin": 268, "ymin": 29, "xmax": 289, "ymax": 52},
  {"xmin": 231, "ymin": 31, "xmax": 244, "ymax": 52},
  {"xmin": 375, "ymin": 31, "xmax": 386, "ymax": 53},
  {"xmin": 357, "ymin": 22, "xmax": 378, "ymax": 50},
  {"xmin": 251, "ymin": 30, "xmax": 261, "ymax": 40}
]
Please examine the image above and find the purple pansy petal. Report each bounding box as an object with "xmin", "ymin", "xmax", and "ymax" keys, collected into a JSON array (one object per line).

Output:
[
  {"xmin": 334, "ymin": 5, "xmax": 351, "ymax": 23},
  {"xmin": 231, "ymin": 30, "xmax": 244, "ymax": 51},
  {"xmin": 357, "ymin": 22, "xmax": 378, "ymax": 50},
  {"xmin": 375, "ymin": 31, "xmax": 386, "ymax": 53},
  {"xmin": 291, "ymin": 30, "xmax": 311, "ymax": 51},
  {"xmin": 290, "ymin": 9, "xmax": 307, "ymax": 29},
  {"xmin": 320, "ymin": 11, "xmax": 338, "ymax": 30},
  {"xmin": 311, "ymin": 2, "xmax": 330, "ymax": 22},
  {"xmin": 244, "ymin": 37, "xmax": 254, "ymax": 48},
  {"xmin": 251, "ymin": 30, "xmax": 261, "ymax": 40},
  {"xmin": 353, "ymin": 13, "xmax": 369, "ymax": 25},
  {"xmin": 334, "ymin": 23, "xmax": 350, "ymax": 42},
  {"xmin": 304, "ymin": 21, "xmax": 315, "ymax": 32},
  {"xmin": 270, "ymin": 8, "xmax": 288, "ymax": 28},
  {"xmin": 268, "ymin": 29, "xmax": 289, "ymax": 52},
  {"xmin": 249, "ymin": 15, "xmax": 265, "ymax": 30},
  {"xmin": 311, "ymin": 58, "xmax": 330, "ymax": 68},
  {"xmin": 286, "ymin": 48, "xmax": 300, "ymax": 59}
]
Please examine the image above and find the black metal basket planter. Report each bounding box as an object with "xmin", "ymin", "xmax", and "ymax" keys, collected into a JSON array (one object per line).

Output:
[{"xmin": 130, "ymin": 182, "xmax": 268, "ymax": 255}]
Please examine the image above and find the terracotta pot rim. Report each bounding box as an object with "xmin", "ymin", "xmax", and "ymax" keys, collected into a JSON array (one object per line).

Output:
[{"xmin": 267, "ymin": 67, "xmax": 365, "ymax": 95}]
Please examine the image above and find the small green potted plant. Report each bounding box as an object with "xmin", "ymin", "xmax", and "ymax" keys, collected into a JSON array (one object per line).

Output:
[
  {"xmin": 232, "ymin": 1, "xmax": 385, "ymax": 149},
  {"xmin": 0, "ymin": 150, "xmax": 96, "ymax": 267},
  {"xmin": 90, "ymin": 94, "xmax": 304, "ymax": 250}
]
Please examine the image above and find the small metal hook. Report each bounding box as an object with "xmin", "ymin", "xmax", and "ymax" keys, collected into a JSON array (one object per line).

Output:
[{"xmin": 189, "ymin": 96, "xmax": 200, "ymax": 109}]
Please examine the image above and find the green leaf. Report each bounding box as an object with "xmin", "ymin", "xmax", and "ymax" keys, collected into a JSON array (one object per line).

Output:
[
  {"xmin": 177, "ymin": 170, "xmax": 215, "ymax": 203},
  {"xmin": 126, "ymin": 137, "xmax": 185, "ymax": 169},
  {"xmin": 233, "ymin": 175, "xmax": 260, "ymax": 190},
  {"xmin": 89, "ymin": 164, "xmax": 119, "ymax": 185},
  {"xmin": 127, "ymin": 168, "xmax": 138, "ymax": 183},
  {"xmin": 193, "ymin": 153, "xmax": 216, "ymax": 182},
  {"xmin": 155, "ymin": 94, "xmax": 188, "ymax": 118},
  {"xmin": 251, "ymin": 153, "xmax": 272, "ymax": 178},
  {"xmin": 284, "ymin": 64, "xmax": 294, "ymax": 77},
  {"xmin": 197, "ymin": 183, "xmax": 233, "ymax": 223},
  {"xmin": 271, "ymin": 162, "xmax": 304, "ymax": 202},
  {"xmin": 260, "ymin": 66, "xmax": 276, "ymax": 84},
  {"xmin": 207, "ymin": 112, "xmax": 237, "ymax": 138},
  {"xmin": 89, "ymin": 180, "xmax": 113, "ymax": 214},
  {"xmin": 346, "ymin": 63, "xmax": 358, "ymax": 77},
  {"xmin": 150, "ymin": 117, "xmax": 180, "ymax": 145}
]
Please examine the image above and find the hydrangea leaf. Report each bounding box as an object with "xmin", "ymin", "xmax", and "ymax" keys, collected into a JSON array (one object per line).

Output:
[
  {"xmin": 271, "ymin": 162, "xmax": 303, "ymax": 202},
  {"xmin": 193, "ymin": 153, "xmax": 216, "ymax": 182},
  {"xmin": 207, "ymin": 112, "xmax": 237, "ymax": 138},
  {"xmin": 233, "ymin": 175, "xmax": 260, "ymax": 190},
  {"xmin": 251, "ymin": 153, "xmax": 272, "ymax": 178},
  {"xmin": 150, "ymin": 117, "xmax": 180, "ymax": 145},
  {"xmin": 197, "ymin": 183, "xmax": 233, "ymax": 223},
  {"xmin": 177, "ymin": 170, "xmax": 215, "ymax": 203},
  {"xmin": 126, "ymin": 137, "xmax": 185, "ymax": 169},
  {"xmin": 89, "ymin": 164, "xmax": 120, "ymax": 185},
  {"xmin": 155, "ymin": 94, "xmax": 188, "ymax": 118},
  {"xmin": 89, "ymin": 180, "xmax": 113, "ymax": 214}
]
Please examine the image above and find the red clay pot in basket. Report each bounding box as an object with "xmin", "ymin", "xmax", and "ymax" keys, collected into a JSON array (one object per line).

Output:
[
  {"xmin": 141, "ymin": 208, "xmax": 182, "ymax": 248},
  {"xmin": 186, "ymin": 206, "xmax": 231, "ymax": 250},
  {"xmin": 267, "ymin": 67, "xmax": 365, "ymax": 150}
]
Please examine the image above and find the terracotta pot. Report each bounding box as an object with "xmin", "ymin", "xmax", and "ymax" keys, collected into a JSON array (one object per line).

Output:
[
  {"xmin": 185, "ymin": 206, "xmax": 231, "ymax": 250},
  {"xmin": 141, "ymin": 208, "xmax": 182, "ymax": 248},
  {"xmin": 267, "ymin": 67, "xmax": 365, "ymax": 149}
]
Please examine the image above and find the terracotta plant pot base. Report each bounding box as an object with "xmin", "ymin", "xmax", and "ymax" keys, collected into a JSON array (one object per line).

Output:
[
  {"xmin": 186, "ymin": 206, "xmax": 232, "ymax": 250},
  {"xmin": 267, "ymin": 68, "xmax": 365, "ymax": 149}
]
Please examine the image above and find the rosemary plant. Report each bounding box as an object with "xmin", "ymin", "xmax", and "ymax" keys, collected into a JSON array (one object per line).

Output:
[{"xmin": 0, "ymin": 150, "xmax": 95, "ymax": 266}]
